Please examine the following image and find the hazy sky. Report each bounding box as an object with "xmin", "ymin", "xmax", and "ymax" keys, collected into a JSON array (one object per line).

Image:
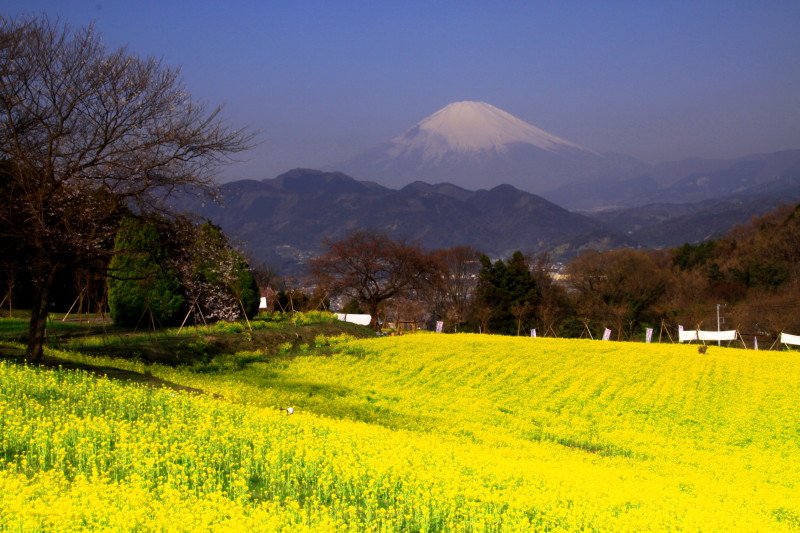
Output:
[{"xmin": 5, "ymin": 1, "xmax": 800, "ymax": 182}]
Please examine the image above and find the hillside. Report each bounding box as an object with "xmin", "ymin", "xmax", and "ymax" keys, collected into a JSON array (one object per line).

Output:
[
  {"xmin": 2, "ymin": 333, "xmax": 799, "ymax": 531},
  {"xmin": 589, "ymin": 191, "xmax": 800, "ymax": 248}
]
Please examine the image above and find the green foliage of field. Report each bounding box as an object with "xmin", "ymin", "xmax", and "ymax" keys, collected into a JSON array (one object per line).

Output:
[{"xmin": 2, "ymin": 332, "xmax": 800, "ymax": 531}]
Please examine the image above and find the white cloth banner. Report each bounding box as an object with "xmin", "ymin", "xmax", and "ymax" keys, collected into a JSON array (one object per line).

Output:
[
  {"xmin": 679, "ymin": 328, "xmax": 737, "ymax": 342},
  {"xmin": 335, "ymin": 313, "xmax": 372, "ymax": 326},
  {"xmin": 531, "ymin": 328, "xmax": 537, "ymax": 338},
  {"xmin": 645, "ymin": 328, "xmax": 653, "ymax": 343},
  {"xmin": 678, "ymin": 328, "xmax": 698, "ymax": 342},
  {"xmin": 698, "ymin": 330, "xmax": 737, "ymax": 341},
  {"xmin": 436, "ymin": 321, "xmax": 444, "ymax": 333},
  {"xmin": 781, "ymin": 332, "xmax": 800, "ymax": 346},
  {"xmin": 602, "ymin": 328, "xmax": 612, "ymax": 341}
]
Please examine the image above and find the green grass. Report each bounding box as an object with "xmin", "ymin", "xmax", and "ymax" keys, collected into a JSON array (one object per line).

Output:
[
  {"xmin": 0, "ymin": 316, "xmax": 90, "ymax": 340},
  {"xmin": 1, "ymin": 311, "xmax": 371, "ymax": 366}
]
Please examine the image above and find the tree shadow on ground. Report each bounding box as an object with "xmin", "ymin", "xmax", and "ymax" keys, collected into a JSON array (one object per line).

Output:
[{"xmin": 0, "ymin": 343, "xmax": 207, "ymax": 395}]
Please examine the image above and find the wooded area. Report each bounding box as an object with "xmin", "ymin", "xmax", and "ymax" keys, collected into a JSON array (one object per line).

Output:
[{"xmin": 307, "ymin": 203, "xmax": 800, "ymax": 344}]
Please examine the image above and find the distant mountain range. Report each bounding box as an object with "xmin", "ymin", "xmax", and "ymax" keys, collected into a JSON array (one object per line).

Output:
[
  {"xmin": 181, "ymin": 167, "xmax": 799, "ymax": 275},
  {"xmin": 178, "ymin": 101, "xmax": 800, "ymax": 274},
  {"xmin": 592, "ymin": 192, "xmax": 800, "ymax": 248},
  {"xmin": 182, "ymin": 169, "xmax": 635, "ymax": 274},
  {"xmin": 546, "ymin": 148, "xmax": 800, "ymax": 210}
]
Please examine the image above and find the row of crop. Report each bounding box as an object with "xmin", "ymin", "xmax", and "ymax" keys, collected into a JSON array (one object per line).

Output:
[
  {"xmin": 49, "ymin": 333, "xmax": 800, "ymax": 494},
  {"xmin": 0, "ymin": 361, "xmax": 608, "ymax": 531},
  {"xmin": 4, "ymin": 335, "xmax": 800, "ymax": 530}
]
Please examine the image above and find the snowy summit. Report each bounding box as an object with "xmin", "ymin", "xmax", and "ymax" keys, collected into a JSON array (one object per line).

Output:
[
  {"xmin": 391, "ymin": 101, "xmax": 585, "ymax": 160},
  {"xmin": 330, "ymin": 101, "xmax": 638, "ymax": 193}
]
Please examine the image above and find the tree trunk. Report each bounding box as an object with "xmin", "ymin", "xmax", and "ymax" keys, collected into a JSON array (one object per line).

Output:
[
  {"xmin": 26, "ymin": 266, "xmax": 57, "ymax": 362},
  {"xmin": 4, "ymin": 272, "xmax": 14, "ymax": 316},
  {"xmin": 368, "ymin": 299, "xmax": 381, "ymax": 330}
]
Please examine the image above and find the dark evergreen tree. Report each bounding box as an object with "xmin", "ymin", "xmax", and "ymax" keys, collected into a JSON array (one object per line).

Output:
[
  {"xmin": 475, "ymin": 251, "xmax": 540, "ymax": 335},
  {"xmin": 232, "ymin": 258, "xmax": 261, "ymax": 318},
  {"xmin": 107, "ymin": 218, "xmax": 184, "ymax": 327}
]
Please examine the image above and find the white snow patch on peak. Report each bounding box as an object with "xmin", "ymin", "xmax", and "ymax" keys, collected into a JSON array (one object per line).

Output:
[{"xmin": 390, "ymin": 101, "xmax": 587, "ymax": 159}]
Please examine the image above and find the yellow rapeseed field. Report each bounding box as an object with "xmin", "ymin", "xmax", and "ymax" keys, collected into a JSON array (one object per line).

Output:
[{"xmin": 2, "ymin": 334, "xmax": 799, "ymax": 531}]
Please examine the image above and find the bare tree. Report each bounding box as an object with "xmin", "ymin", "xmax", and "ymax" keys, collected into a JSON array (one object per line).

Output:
[
  {"xmin": 566, "ymin": 249, "xmax": 668, "ymax": 338},
  {"xmin": 0, "ymin": 255, "xmax": 17, "ymax": 316},
  {"xmin": 308, "ymin": 231, "xmax": 439, "ymax": 330},
  {"xmin": 510, "ymin": 301, "xmax": 533, "ymax": 336},
  {"xmin": 529, "ymin": 253, "xmax": 569, "ymax": 336},
  {"xmin": 383, "ymin": 296, "xmax": 428, "ymax": 331},
  {"xmin": 471, "ymin": 303, "xmax": 492, "ymax": 334},
  {"xmin": 0, "ymin": 15, "xmax": 253, "ymax": 360},
  {"xmin": 431, "ymin": 246, "xmax": 480, "ymax": 332}
]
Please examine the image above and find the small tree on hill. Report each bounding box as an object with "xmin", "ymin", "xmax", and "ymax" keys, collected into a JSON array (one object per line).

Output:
[
  {"xmin": 430, "ymin": 246, "xmax": 481, "ymax": 332},
  {"xmin": 172, "ymin": 221, "xmax": 260, "ymax": 324},
  {"xmin": 308, "ymin": 231, "xmax": 439, "ymax": 330}
]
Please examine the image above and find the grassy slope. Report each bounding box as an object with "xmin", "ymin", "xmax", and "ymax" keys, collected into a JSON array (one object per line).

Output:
[
  {"xmin": 1, "ymin": 323, "xmax": 800, "ymax": 531},
  {"xmin": 0, "ymin": 312, "xmax": 372, "ymax": 364}
]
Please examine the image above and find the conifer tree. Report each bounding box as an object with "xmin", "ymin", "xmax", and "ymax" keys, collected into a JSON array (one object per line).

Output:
[
  {"xmin": 107, "ymin": 219, "xmax": 184, "ymax": 327},
  {"xmin": 475, "ymin": 251, "xmax": 540, "ymax": 335}
]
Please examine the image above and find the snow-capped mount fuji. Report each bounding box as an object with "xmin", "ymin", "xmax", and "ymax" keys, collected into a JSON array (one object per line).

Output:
[
  {"xmin": 391, "ymin": 101, "xmax": 588, "ymax": 157},
  {"xmin": 331, "ymin": 101, "xmax": 645, "ymax": 194}
]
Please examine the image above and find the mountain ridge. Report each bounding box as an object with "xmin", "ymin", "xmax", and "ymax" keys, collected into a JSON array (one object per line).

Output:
[
  {"xmin": 181, "ymin": 169, "xmax": 633, "ymax": 274},
  {"xmin": 183, "ymin": 166, "xmax": 800, "ymax": 275}
]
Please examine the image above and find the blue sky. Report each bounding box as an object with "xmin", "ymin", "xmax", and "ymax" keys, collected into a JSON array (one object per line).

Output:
[{"xmin": 4, "ymin": 1, "xmax": 800, "ymax": 182}]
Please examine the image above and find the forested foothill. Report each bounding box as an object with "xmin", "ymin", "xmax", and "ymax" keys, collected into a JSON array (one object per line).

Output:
[{"xmin": 307, "ymin": 202, "xmax": 800, "ymax": 347}]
